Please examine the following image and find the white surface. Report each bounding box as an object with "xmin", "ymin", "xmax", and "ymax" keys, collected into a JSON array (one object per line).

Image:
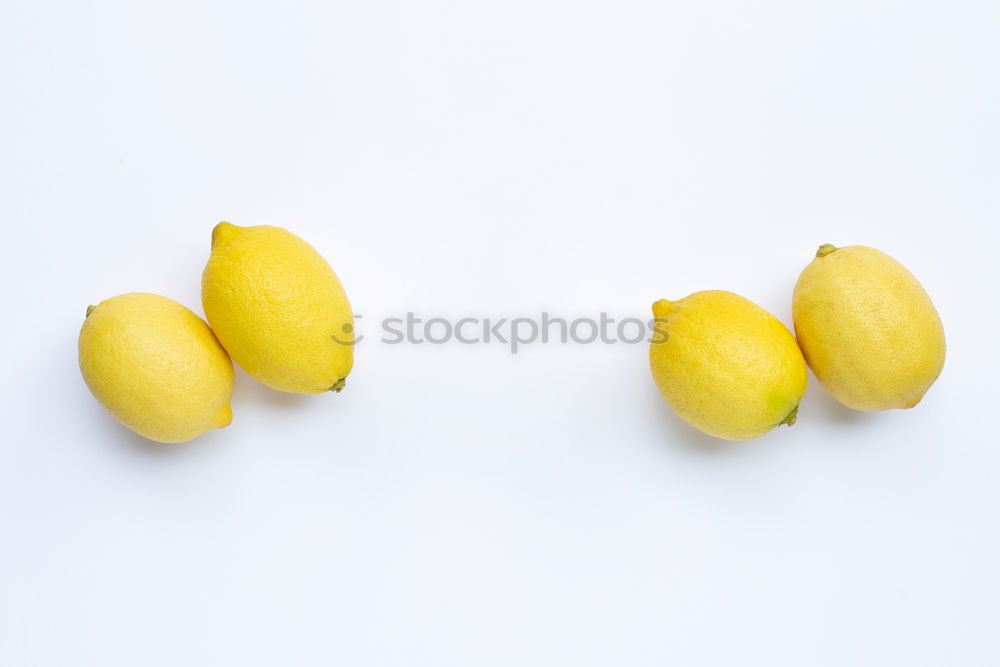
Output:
[{"xmin": 3, "ymin": 1, "xmax": 999, "ymax": 665}]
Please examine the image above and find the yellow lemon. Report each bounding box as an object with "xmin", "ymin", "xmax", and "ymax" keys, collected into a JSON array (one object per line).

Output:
[
  {"xmin": 202, "ymin": 222, "xmax": 354, "ymax": 394},
  {"xmin": 78, "ymin": 293, "xmax": 234, "ymax": 443},
  {"xmin": 649, "ymin": 290, "xmax": 807, "ymax": 441},
  {"xmin": 793, "ymin": 244, "xmax": 945, "ymax": 411}
]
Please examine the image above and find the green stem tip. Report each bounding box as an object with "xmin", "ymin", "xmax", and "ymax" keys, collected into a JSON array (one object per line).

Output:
[
  {"xmin": 86, "ymin": 305, "xmax": 97, "ymax": 318},
  {"xmin": 330, "ymin": 378, "xmax": 346, "ymax": 393},
  {"xmin": 816, "ymin": 243, "xmax": 838, "ymax": 258},
  {"xmin": 779, "ymin": 405, "xmax": 799, "ymax": 427}
]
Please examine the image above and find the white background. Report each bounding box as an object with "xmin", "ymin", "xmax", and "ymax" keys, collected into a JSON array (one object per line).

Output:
[{"xmin": 2, "ymin": 1, "xmax": 999, "ymax": 665}]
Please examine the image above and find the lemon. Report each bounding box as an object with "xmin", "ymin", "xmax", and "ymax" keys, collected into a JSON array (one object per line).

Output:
[
  {"xmin": 202, "ymin": 222, "xmax": 354, "ymax": 394},
  {"xmin": 78, "ymin": 293, "xmax": 234, "ymax": 443},
  {"xmin": 649, "ymin": 290, "xmax": 807, "ymax": 441},
  {"xmin": 793, "ymin": 244, "xmax": 945, "ymax": 411}
]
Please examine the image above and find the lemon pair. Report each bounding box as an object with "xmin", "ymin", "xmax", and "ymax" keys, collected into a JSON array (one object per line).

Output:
[
  {"xmin": 79, "ymin": 224, "xmax": 353, "ymax": 443},
  {"xmin": 649, "ymin": 245, "xmax": 946, "ymax": 440}
]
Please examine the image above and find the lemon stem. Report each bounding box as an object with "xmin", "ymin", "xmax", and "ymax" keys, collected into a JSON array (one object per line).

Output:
[
  {"xmin": 330, "ymin": 378, "xmax": 346, "ymax": 393},
  {"xmin": 779, "ymin": 405, "xmax": 798, "ymax": 427},
  {"xmin": 86, "ymin": 305, "xmax": 97, "ymax": 318},
  {"xmin": 816, "ymin": 243, "xmax": 838, "ymax": 258}
]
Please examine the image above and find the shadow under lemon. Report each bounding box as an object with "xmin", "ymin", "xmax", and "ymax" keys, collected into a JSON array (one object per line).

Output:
[{"xmin": 231, "ymin": 366, "xmax": 316, "ymax": 411}]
